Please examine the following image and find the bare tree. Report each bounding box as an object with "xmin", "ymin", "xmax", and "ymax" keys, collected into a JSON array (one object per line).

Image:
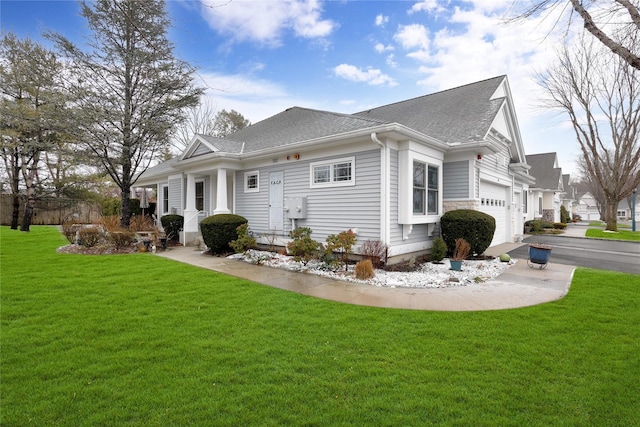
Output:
[
  {"xmin": 536, "ymin": 33, "xmax": 640, "ymax": 230},
  {"xmin": 49, "ymin": 0, "xmax": 202, "ymax": 228},
  {"xmin": 508, "ymin": 0, "xmax": 640, "ymax": 70},
  {"xmin": 171, "ymin": 97, "xmax": 218, "ymax": 152}
]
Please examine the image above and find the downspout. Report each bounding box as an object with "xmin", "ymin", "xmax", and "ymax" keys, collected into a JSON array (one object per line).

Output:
[{"xmin": 371, "ymin": 132, "xmax": 388, "ymax": 248}]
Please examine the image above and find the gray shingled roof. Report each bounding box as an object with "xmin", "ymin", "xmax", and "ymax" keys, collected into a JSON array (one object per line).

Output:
[
  {"xmin": 353, "ymin": 75, "xmax": 506, "ymax": 144},
  {"xmin": 196, "ymin": 134, "xmax": 245, "ymax": 154},
  {"xmin": 223, "ymin": 107, "xmax": 387, "ymax": 153},
  {"xmin": 526, "ymin": 152, "xmax": 562, "ymax": 190}
]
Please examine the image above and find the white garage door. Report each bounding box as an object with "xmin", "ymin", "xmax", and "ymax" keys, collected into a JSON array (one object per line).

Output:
[{"xmin": 480, "ymin": 181, "xmax": 508, "ymax": 247}]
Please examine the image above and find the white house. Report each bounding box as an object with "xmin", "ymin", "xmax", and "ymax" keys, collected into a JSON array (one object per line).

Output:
[
  {"xmin": 525, "ymin": 152, "xmax": 565, "ymax": 223},
  {"xmin": 576, "ymin": 192, "xmax": 600, "ymax": 220},
  {"xmin": 136, "ymin": 75, "xmax": 535, "ymax": 262}
]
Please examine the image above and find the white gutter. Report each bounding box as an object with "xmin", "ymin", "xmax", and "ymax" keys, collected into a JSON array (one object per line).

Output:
[{"xmin": 371, "ymin": 132, "xmax": 389, "ymax": 248}]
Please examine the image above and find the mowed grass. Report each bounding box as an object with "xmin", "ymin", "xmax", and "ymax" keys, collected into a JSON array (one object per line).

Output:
[
  {"xmin": 2, "ymin": 227, "xmax": 639, "ymax": 426},
  {"xmin": 586, "ymin": 227, "xmax": 640, "ymax": 241}
]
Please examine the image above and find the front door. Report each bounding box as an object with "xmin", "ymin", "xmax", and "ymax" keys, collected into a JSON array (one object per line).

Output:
[{"xmin": 269, "ymin": 171, "xmax": 284, "ymax": 231}]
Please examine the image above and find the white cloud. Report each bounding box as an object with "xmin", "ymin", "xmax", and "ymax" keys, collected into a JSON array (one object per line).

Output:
[
  {"xmin": 408, "ymin": 0, "xmax": 445, "ymax": 15},
  {"xmin": 334, "ymin": 64, "xmax": 398, "ymax": 87},
  {"xmin": 374, "ymin": 43, "xmax": 394, "ymax": 53},
  {"xmin": 375, "ymin": 14, "xmax": 389, "ymax": 27},
  {"xmin": 402, "ymin": 1, "xmax": 579, "ymax": 173},
  {"xmin": 197, "ymin": 72, "xmax": 306, "ymax": 122},
  {"xmin": 394, "ymin": 24, "xmax": 431, "ymax": 62},
  {"xmin": 199, "ymin": 0, "xmax": 335, "ymax": 46},
  {"xmin": 386, "ymin": 54, "xmax": 398, "ymax": 68}
]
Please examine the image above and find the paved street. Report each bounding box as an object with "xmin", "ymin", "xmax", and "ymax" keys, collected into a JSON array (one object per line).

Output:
[{"xmin": 508, "ymin": 234, "xmax": 640, "ymax": 275}]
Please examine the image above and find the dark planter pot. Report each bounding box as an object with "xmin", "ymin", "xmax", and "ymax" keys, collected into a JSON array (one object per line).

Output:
[
  {"xmin": 528, "ymin": 244, "xmax": 552, "ymax": 268},
  {"xmin": 450, "ymin": 260, "xmax": 463, "ymax": 271}
]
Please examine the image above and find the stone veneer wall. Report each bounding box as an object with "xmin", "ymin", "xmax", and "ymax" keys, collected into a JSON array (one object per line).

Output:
[{"xmin": 443, "ymin": 199, "xmax": 480, "ymax": 212}]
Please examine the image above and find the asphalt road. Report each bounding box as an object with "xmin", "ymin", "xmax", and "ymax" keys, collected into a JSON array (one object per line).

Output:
[{"xmin": 508, "ymin": 235, "xmax": 640, "ymax": 275}]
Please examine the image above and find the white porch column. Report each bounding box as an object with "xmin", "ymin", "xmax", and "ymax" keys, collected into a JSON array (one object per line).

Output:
[
  {"xmin": 183, "ymin": 173, "xmax": 199, "ymax": 234},
  {"xmin": 214, "ymin": 168, "xmax": 231, "ymax": 214}
]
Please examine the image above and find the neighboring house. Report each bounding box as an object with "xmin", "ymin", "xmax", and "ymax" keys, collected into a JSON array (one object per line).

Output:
[
  {"xmin": 525, "ymin": 152, "xmax": 565, "ymax": 223},
  {"xmin": 136, "ymin": 75, "xmax": 535, "ymax": 262},
  {"xmin": 617, "ymin": 197, "xmax": 640, "ymax": 221},
  {"xmin": 561, "ymin": 174, "xmax": 576, "ymax": 219},
  {"xmin": 575, "ymin": 192, "xmax": 600, "ymax": 220}
]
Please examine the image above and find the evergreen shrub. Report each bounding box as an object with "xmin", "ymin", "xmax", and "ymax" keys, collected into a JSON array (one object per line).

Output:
[
  {"xmin": 229, "ymin": 223, "xmax": 257, "ymax": 253},
  {"xmin": 430, "ymin": 237, "xmax": 447, "ymax": 262},
  {"xmin": 287, "ymin": 227, "xmax": 323, "ymax": 265},
  {"xmin": 200, "ymin": 214, "xmax": 247, "ymax": 254},
  {"xmin": 440, "ymin": 209, "xmax": 495, "ymax": 256},
  {"xmin": 160, "ymin": 214, "xmax": 184, "ymax": 241},
  {"xmin": 560, "ymin": 205, "xmax": 571, "ymax": 224}
]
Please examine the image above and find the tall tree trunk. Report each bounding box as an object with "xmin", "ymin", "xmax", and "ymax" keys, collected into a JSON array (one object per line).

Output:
[
  {"xmin": 603, "ymin": 200, "xmax": 618, "ymax": 232},
  {"xmin": 11, "ymin": 194, "xmax": 20, "ymax": 230},
  {"xmin": 120, "ymin": 186, "xmax": 131, "ymax": 229},
  {"xmin": 10, "ymin": 148, "xmax": 20, "ymax": 229},
  {"xmin": 20, "ymin": 151, "xmax": 40, "ymax": 232}
]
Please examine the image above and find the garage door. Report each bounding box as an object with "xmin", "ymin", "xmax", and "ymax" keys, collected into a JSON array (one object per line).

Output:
[{"xmin": 479, "ymin": 181, "xmax": 508, "ymax": 247}]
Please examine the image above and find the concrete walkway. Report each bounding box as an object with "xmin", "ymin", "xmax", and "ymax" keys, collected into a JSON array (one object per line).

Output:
[{"xmin": 155, "ymin": 241, "xmax": 576, "ymax": 312}]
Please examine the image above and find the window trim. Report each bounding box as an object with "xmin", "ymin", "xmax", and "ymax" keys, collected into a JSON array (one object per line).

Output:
[
  {"xmin": 244, "ymin": 170, "xmax": 260, "ymax": 193},
  {"xmin": 309, "ymin": 156, "xmax": 356, "ymax": 188},
  {"xmin": 399, "ymin": 148, "xmax": 442, "ymax": 224},
  {"xmin": 161, "ymin": 184, "xmax": 169, "ymax": 215},
  {"xmin": 195, "ymin": 180, "xmax": 204, "ymax": 212}
]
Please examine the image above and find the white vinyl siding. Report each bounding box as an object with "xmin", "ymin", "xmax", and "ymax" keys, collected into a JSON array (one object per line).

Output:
[
  {"xmin": 168, "ymin": 177, "xmax": 182, "ymax": 215},
  {"xmin": 443, "ymin": 161, "xmax": 469, "ymax": 199},
  {"xmin": 236, "ymin": 150, "xmax": 380, "ymax": 242}
]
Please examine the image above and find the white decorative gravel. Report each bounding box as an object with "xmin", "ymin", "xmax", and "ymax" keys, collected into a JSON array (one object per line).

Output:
[{"xmin": 229, "ymin": 249, "xmax": 516, "ymax": 288}]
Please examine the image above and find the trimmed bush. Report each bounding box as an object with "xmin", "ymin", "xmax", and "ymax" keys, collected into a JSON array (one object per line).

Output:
[
  {"xmin": 160, "ymin": 214, "xmax": 184, "ymax": 241},
  {"xmin": 553, "ymin": 222, "xmax": 567, "ymax": 230},
  {"xmin": 200, "ymin": 214, "xmax": 248, "ymax": 254},
  {"xmin": 440, "ymin": 209, "xmax": 495, "ymax": 256},
  {"xmin": 430, "ymin": 237, "xmax": 447, "ymax": 262},
  {"xmin": 78, "ymin": 228, "xmax": 104, "ymax": 248},
  {"xmin": 108, "ymin": 230, "xmax": 136, "ymax": 250},
  {"xmin": 525, "ymin": 219, "xmax": 553, "ymax": 233}
]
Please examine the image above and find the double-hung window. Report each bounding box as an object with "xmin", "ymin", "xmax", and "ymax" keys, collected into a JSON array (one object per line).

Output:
[
  {"xmin": 413, "ymin": 161, "xmax": 438, "ymax": 215},
  {"xmin": 162, "ymin": 185, "xmax": 169, "ymax": 214},
  {"xmin": 399, "ymin": 147, "xmax": 443, "ymax": 224},
  {"xmin": 195, "ymin": 181, "xmax": 204, "ymax": 211},
  {"xmin": 310, "ymin": 157, "xmax": 355, "ymax": 188}
]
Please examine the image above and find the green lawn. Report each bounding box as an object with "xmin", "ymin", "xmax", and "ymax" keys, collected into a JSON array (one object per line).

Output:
[
  {"xmin": 2, "ymin": 226, "xmax": 639, "ymax": 426},
  {"xmin": 585, "ymin": 228, "xmax": 640, "ymax": 241}
]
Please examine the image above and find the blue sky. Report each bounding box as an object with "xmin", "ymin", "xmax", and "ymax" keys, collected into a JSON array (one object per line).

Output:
[{"xmin": 1, "ymin": 0, "xmax": 580, "ymax": 175}]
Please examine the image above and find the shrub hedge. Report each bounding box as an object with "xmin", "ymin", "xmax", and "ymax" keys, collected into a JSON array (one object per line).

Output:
[
  {"xmin": 440, "ymin": 209, "xmax": 495, "ymax": 256},
  {"xmin": 200, "ymin": 214, "xmax": 248, "ymax": 254},
  {"xmin": 525, "ymin": 219, "xmax": 554, "ymax": 233},
  {"xmin": 160, "ymin": 214, "xmax": 184, "ymax": 241}
]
